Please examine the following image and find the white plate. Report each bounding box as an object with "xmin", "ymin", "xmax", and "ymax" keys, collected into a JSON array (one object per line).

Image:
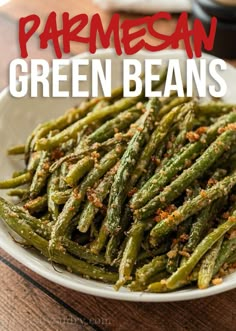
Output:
[{"xmin": 0, "ymin": 49, "xmax": 236, "ymax": 302}]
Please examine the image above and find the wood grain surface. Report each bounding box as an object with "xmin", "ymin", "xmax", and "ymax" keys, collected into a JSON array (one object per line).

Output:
[{"xmin": 0, "ymin": 1, "xmax": 236, "ymax": 331}]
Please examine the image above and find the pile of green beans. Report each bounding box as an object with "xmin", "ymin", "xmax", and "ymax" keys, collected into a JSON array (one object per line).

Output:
[{"xmin": 1, "ymin": 76, "xmax": 236, "ymax": 292}]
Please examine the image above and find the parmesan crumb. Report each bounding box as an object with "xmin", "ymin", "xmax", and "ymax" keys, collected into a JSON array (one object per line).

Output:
[{"xmin": 212, "ymin": 278, "xmax": 223, "ymax": 286}]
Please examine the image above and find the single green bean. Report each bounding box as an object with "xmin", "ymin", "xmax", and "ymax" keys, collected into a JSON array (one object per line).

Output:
[
  {"xmin": 47, "ymin": 171, "xmax": 60, "ymax": 221},
  {"xmin": 8, "ymin": 188, "xmax": 29, "ymax": 198},
  {"xmin": 7, "ymin": 144, "xmax": 25, "ymax": 155},
  {"xmin": 135, "ymin": 255, "xmax": 167, "ymax": 285},
  {"xmin": 65, "ymin": 156, "xmax": 94, "ymax": 187},
  {"xmin": 198, "ymin": 238, "xmax": 223, "ymax": 289},
  {"xmin": 30, "ymin": 151, "xmax": 51, "ymax": 198},
  {"xmin": 24, "ymin": 195, "xmax": 48, "ymax": 214},
  {"xmin": 51, "ymin": 189, "xmax": 72, "ymax": 205},
  {"xmin": 213, "ymin": 237, "xmax": 236, "ymax": 275},
  {"xmin": 78, "ymin": 166, "xmax": 117, "ymax": 233},
  {"xmin": 0, "ymin": 172, "xmax": 32, "ymax": 189}
]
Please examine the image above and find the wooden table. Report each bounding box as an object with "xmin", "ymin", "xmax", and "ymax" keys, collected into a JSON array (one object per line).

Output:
[{"xmin": 0, "ymin": 1, "xmax": 236, "ymax": 330}]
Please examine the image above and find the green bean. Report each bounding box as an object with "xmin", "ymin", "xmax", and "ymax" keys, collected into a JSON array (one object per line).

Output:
[
  {"xmin": 106, "ymin": 98, "xmax": 159, "ymax": 234},
  {"xmin": 213, "ymin": 237, "xmax": 236, "ymax": 275},
  {"xmin": 90, "ymin": 217, "xmax": 109, "ymax": 255},
  {"xmin": 159, "ymin": 92, "xmax": 178, "ymax": 106},
  {"xmin": 0, "ymin": 172, "xmax": 32, "ymax": 189},
  {"xmin": 59, "ymin": 139, "xmax": 77, "ymax": 190},
  {"xmin": 137, "ymin": 129, "xmax": 236, "ymax": 221},
  {"xmin": 185, "ymin": 200, "xmax": 222, "ymax": 254},
  {"xmin": 133, "ymin": 270, "xmax": 170, "ymax": 290},
  {"xmin": 136, "ymin": 134, "xmax": 168, "ymax": 189},
  {"xmin": 226, "ymin": 250, "xmax": 236, "ymax": 264},
  {"xmin": 7, "ymin": 188, "xmax": 29, "ymax": 198},
  {"xmin": 147, "ymin": 281, "xmax": 175, "ymax": 293},
  {"xmin": 169, "ymin": 107, "xmax": 195, "ymax": 151},
  {"xmin": 27, "ymin": 151, "xmax": 41, "ymax": 172},
  {"xmin": 25, "ymin": 123, "xmax": 42, "ymax": 163},
  {"xmin": 51, "ymin": 189, "xmax": 72, "ymax": 205},
  {"xmin": 47, "ymin": 171, "xmax": 60, "ymax": 221},
  {"xmin": 158, "ymin": 97, "xmax": 191, "ymax": 118},
  {"xmin": 7, "ymin": 144, "xmax": 25, "ymax": 155},
  {"xmin": 33, "ymin": 99, "xmax": 102, "ymax": 142},
  {"xmin": 62, "ymin": 238, "xmax": 108, "ymax": 265},
  {"xmin": 59, "ymin": 162, "xmax": 70, "ymax": 190},
  {"xmin": 137, "ymin": 242, "xmax": 171, "ymax": 262},
  {"xmin": 115, "ymin": 221, "xmax": 146, "ymax": 289},
  {"xmin": 105, "ymin": 205, "xmax": 132, "ymax": 264},
  {"xmin": 24, "ymin": 195, "xmax": 48, "ymax": 214},
  {"xmin": 198, "ymin": 238, "xmax": 223, "ymax": 289},
  {"xmin": 87, "ymin": 106, "xmax": 142, "ymax": 144},
  {"xmin": 12, "ymin": 170, "xmax": 27, "ymax": 178},
  {"xmin": 135, "ymin": 255, "xmax": 167, "ymax": 285},
  {"xmin": 30, "ymin": 151, "xmax": 51, "ymax": 198},
  {"xmin": 115, "ymin": 220, "xmax": 154, "ymax": 289},
  {"xmin": 78, "ymin": 166, "xmax": 117, "ymax": 233},
  {"xmin": 198, "ymin": 102, "xmax": 236, "ymax": 116},
  {"xmin": 65, "ymin": 156, "xmax": 94, "ymax": 187},
  {"xmin": 150, "ymin": 170, "xmax": 236, "ymax": 246},
  {"xmin": 166, "ymin": 219, "xmax": 192, "ymax": 274},
  {"xmin": 166, "ymin": 212, "xmax": 236, "ymax": 290},
  {"xmin": 35, "ymin": 70, "xmax": 167, "ymax": 151}
]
